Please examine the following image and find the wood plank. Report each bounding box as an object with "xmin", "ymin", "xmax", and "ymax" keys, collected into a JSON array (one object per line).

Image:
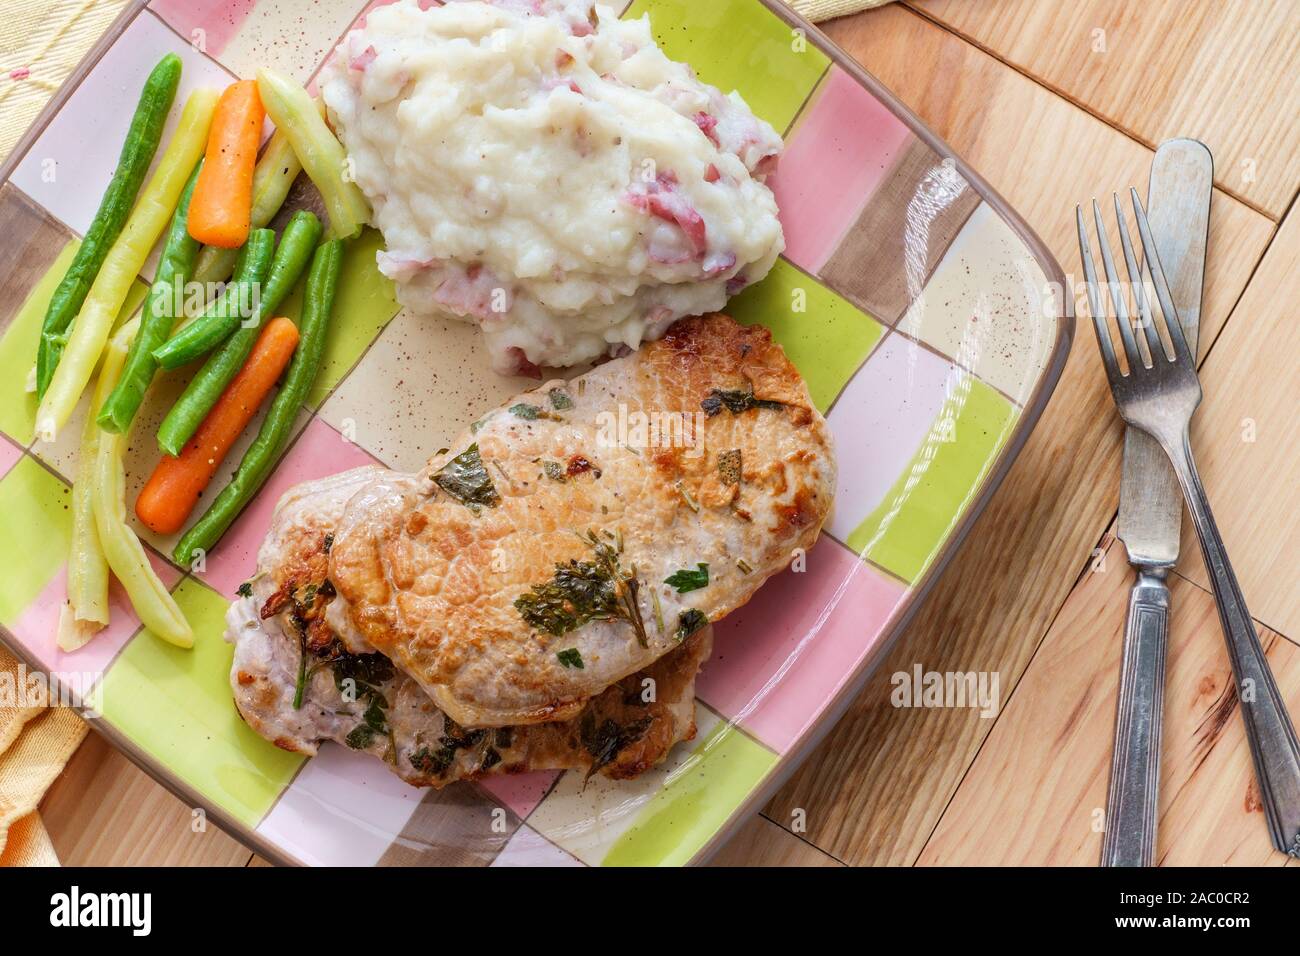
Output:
[
  {"xmin": 1172, "ymin": 209, "xmax": 1300, "ymax": 640},
  {"xmin": 707, "ymin": 814, "xmax": 844, "ymax": 866},
  {"xmin": 907, "ymin": 0, "xmax": 1300, "ymax": 219},
  {"xmin": 40, "ymin": 734, "xmax": 253, "ymax": 866},
  {"xmin": 760, "ymin": 3, "xmax": 1274, "ymax": 865},
  {"xmin": 920, "ymin": 534, "xmax": 1297, "ymax": 865}
]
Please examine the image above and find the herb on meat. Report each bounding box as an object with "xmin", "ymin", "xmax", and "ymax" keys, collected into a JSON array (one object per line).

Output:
[
  {"xmin": 548, "ymin": 387, "xmax": 574, "ymax": 410},
  {"xmin": 515, "ymin": 559, "xmax": 620, "ymax": 636},
  {"xmin": 736, "ymin": 558, "xmax": 753, "ymax": 575},
  {"xmin": 433, "ymin": 443, "xmax": 501, "ymax": 509},
  {"xmin": 701, "ymin": 382, "xmax": 785, "ymax": 418},
  {"xmin": 556, "ymin": 648, "xmax": 584, "ymax": 669},
  {"xmin": 328, "ymin": 651, "xmax": 396, "ymax": 756},
  {"xmin": 292, "ymin": 620, "xmax": 309, "ymax": 710},
  {"xmin": 664, "ymin": 563, "xmax": 709, "ymax": 593},
  {"xmin": 581, "ymin": 712, "xmax": 654, "ymax": 777},
  {"xmin": 408, "ymin": 719, "xmax": 489, "ymax": 778},
  {"xmin": 718, "ymin": 449, "xmax": 742, "ymax": 485},
  {"xmin": 675, "ymin": 608, "xmax": 708, "ymax": 642},
  {"xmin": 514, "ymin": 529, "xmax": 648, "ymax": 647},
  {"xmin": 542, "ymin": 459, "xmax": 567, "ymax": 482},
  {"xmin": 236, "ymin": 580, "xmax": 253, "ymax": 598},
  {"xmin": 510, "ymin": 402, "xmax": 563, "ymax": 421}
]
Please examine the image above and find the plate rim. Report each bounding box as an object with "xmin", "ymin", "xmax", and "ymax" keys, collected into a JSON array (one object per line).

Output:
[
  {"xmin": 684, "ymin": 0, "xmax": 1075, "ymax": 866},
  {"xmin": 0, "ymin": 0, "xmax": 1074, "ymax": 868}
]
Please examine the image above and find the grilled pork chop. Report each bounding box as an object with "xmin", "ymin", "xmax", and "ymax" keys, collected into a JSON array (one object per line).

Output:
[
  {"xmin": 227, "ymin": 466, "xmax": 709, "ymax": 786},
  {"xmin": 328, "ymin": 314, "xmax": 834, "ymax": 727}
]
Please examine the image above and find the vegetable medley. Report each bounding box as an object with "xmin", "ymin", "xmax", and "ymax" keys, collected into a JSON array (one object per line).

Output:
[{"xmin": 34, "ymin": 55, "xmax": 369, "ymax": 653}]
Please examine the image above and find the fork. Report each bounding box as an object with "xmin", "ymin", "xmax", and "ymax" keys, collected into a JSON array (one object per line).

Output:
[{"xmin": 1078, "ymin": 189, "xmax": 1300, "ymax": 857}]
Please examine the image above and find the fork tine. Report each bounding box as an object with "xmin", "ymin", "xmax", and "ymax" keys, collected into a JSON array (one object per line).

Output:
[
  {"xmin": 1113, "ymin": 192, "xmax": 1165, "ymax": 364},
  {"xmin": 1076, "ymin": 204, "xmax": 1121, "ymax": 382},
  {"xmin": 1131, "ymin": 187, "xmax": 1194, "ymax": 366},
  {"xmin": 1092, "ymin": 198, "xmax": 1143, "ymax": 371}
]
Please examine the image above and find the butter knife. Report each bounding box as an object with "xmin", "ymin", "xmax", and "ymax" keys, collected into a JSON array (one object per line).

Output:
[{"xmin": 1101, "ymin": 139, "xmax": 1213, "ymax": 867}]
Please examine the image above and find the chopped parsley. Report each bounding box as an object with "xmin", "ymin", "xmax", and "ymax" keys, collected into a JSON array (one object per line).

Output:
[
  {"xmin": 548, "ymin": 388, "xmax": 574, "ymax": 410},
  {"xmin": 542, "ymin": 459, "xmax": 567, "ymax": 482},
  {"xmin": 664, "ymin": 563, "xmax": 709, "ymax": 593},
  {"xmin": 329, "ymin": 651, "xmax": 395, "ymax": 753},
  {"xmin": 701, "ymin": 383, "xmax": 785, "ymax": 418},
  {"xmin": 514, "ymin": 530, "xmax": 648, "ymax": 647},
  {"xmin": 556, "ymin": 648, "xmax": 584, "ymax": 669},
  {"xmin": 408, "ymin": 719, "xmax": 489, "ymax": 778},
  {"xmin": 675, "ymin": 608, "xmax": 708, "ymax": 642},
  {"xmin": 236, "ymin": 580, "xmax": 253, "ymax": 598},
  {"xmin": 580, "ymin": 712, "xmax": 653, "ymax": 777},
  {"xmin": 433, "ymin": 443, "xmax": 501, "ymax": 509}
]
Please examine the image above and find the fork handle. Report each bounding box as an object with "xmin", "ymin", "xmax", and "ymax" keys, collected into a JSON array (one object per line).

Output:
[
  {"xmin": 1102, "ymin": 569, "xmax": 1169, "ymax": 867},
  {"xmin": 1165, "ymin": 430, "xmax": 1300, "ymax": 857}
]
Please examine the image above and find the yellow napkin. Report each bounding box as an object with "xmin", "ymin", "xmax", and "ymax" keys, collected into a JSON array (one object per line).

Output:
[{"xmin": 0, "ymin": 645, "xmax": 88, "ymax": 866}]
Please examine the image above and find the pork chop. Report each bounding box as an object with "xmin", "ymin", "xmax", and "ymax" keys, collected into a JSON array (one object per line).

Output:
[
  {"xmin": 227, "ymin": 467, "xmax": 708, "ymax": 786},
  {"xmin": 328, "ymin": 314, "xmax": 834, "ymax": 727}
]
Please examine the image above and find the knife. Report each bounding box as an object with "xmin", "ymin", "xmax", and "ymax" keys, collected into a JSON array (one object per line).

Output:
[{"xmin": 1101, "ymin": 138, "xmax": 1213, "ymax": 867}]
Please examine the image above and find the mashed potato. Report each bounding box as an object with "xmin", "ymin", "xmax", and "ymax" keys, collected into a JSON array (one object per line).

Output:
[{"xmin": 320, "ymin": 0, "xmax": 784, "ymax": 374}]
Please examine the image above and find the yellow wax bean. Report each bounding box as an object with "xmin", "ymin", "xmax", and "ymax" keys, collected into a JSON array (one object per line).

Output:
[
  {"xmin": 35, "ymin": 87, "xmax": 220, "ymax": 442},
  {"xmin": 257, "ymin": 69, "xmax": 369, "ymax": 240},
  {"xmin": 90, "ymin": 319, "xmax": 193, "ymax": 649},
  {"xmin": 66, "ymin": 364, "xmax": 112, "ymax": 640}
]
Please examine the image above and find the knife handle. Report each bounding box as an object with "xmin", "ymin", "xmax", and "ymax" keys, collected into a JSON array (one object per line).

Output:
[
  {"xmin": 1167, "ymin": 433, "xmax": 1300, "ymax": 857},
  {"xmin": 1101, "ymin": 569, "xmax": 1169, "ymax": 867}
]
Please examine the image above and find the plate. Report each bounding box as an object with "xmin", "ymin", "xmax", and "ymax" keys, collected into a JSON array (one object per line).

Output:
[{"xmin": 0, "ymin": 0, "xmax": 1071, "ymax": 866}]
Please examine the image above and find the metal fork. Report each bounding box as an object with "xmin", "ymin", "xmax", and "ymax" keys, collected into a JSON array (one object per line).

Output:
[{"xmin": 1078, "ymin": 189, "xmax": 1300, "ymax": 858}]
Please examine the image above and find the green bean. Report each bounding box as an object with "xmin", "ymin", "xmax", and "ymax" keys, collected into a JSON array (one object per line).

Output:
[
  {"xmin": 35, "ymin": 53, "xmax": 182, "ymax": 399},
  {"xmin": 156, "ymin": 211, "xmax": 322, "ymax": 456},
  {"xmin": 151, "ymin": 228, "xmax": 275, "ymax": 371},
  {"xmin": 96, "ymin": 161, "xmax": 203, "ymax": 433},
  {"xmin": 174, "ymin": 240, "xmax": 341, "ymax": 566}
]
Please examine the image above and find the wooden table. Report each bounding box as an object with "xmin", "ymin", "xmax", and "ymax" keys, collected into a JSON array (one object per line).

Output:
[{"xmin": 32, "ymin": 0, "xmax": 1300, "ymax": 866}]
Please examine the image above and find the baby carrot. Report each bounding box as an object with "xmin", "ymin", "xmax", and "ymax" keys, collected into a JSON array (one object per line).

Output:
[
  {"xmin": 136, "ymin": 316, "xmax": 299, "ymax": 535},
  {"xmin": 188, "ymin": 79, "xmax": 265, "ymax": 248}
]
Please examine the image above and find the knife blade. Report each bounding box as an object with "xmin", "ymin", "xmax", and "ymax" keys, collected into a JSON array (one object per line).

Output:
[
  {"xmin": 1118, "ymin": 140, "xmax": 1213, "ymax": 563},
  {"xmin": 1101, "ymin": 138, "xmax": 1213, "ymax": 867}
]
